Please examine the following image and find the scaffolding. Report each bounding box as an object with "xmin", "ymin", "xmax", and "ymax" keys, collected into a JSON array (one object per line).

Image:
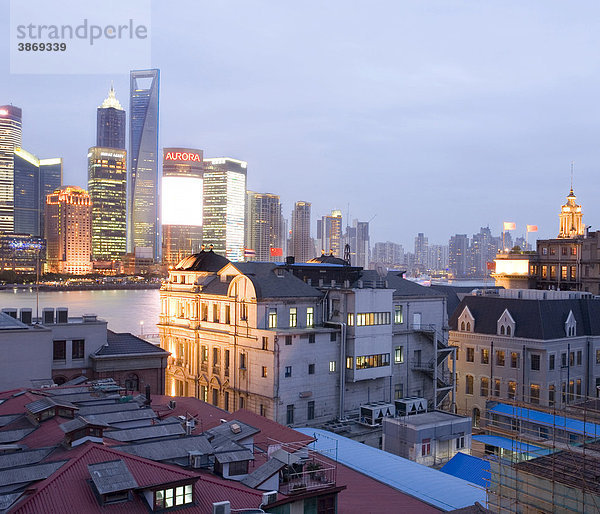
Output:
[{"xmin": 476, "ymin": 396, "xmax": 600, "ymax": 513}]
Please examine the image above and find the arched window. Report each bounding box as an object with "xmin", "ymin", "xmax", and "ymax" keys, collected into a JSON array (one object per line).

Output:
[
  {"xmin": 125, "ymin": 373, "xmax": 139, "ymax": 392},
  {"xmin": 472, "ymin": 407, "xmax": 481, "ymax": 428},
  {"xmin": 500, "ymin": 325, "xmax": 505, "ymax": 335},
  {"xmin": 506, "ymin": 326, "xmax": 511, "ymax": 336},
  {"xmin": 466, "ymin": 322, "xmax": 471, "ymax": 332},
  {"xmin": 461, "ymin": 321, "xmax": 465, "ymax": 331}
]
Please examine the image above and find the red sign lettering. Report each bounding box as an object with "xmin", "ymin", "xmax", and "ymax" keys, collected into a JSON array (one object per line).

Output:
[{"xmin": 165, "ymin": 151, "xmax": 202, "ymax": 162}]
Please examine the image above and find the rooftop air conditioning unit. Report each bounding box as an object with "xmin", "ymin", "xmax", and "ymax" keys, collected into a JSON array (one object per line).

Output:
[
  {"xmin": 213, "ymin": 501, "xmax": 231, "ymax": 514},
  {"xmin": 395, "ymin": 397, "xmax": 427, "ymax": 417},
  {"xmin": 262, "ymin": 491, "xmax": 278, "ymax": 505}
]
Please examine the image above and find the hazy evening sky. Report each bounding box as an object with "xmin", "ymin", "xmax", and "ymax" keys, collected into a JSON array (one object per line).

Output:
[{"xmin": 2, "ymin": 1, "xmax": 600, "ymax": 248}]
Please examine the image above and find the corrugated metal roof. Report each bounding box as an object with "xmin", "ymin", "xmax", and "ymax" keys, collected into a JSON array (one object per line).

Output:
[
  {"xmin": 115, "ymin": 435, "xmax": 214, "ymax": 461},
  {"xmin": 296, "ymin": 428, "xmax": 486, "ymax": 512},
  {"xmin": 489, "ymin": 403, "xmax": 600, "ymax": 438},
  {"xmin": 0, "ymin": 428, "xmax": 35, "ymax": 444},
  {"xmin": 440, "ymin": 453, "xmax": 491, "ymax": 488},
  {"xmin": 472, "ymin": 435, "xmax": 550, "ymax": 455}
]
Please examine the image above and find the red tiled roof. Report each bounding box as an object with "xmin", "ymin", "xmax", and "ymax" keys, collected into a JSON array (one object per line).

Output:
[
  {"xmin": 151, "ymin": 394, "xmax": 229, "ymax": 432},
  {"xmin": 10, "ymin": 443, "xmax": 263, "ymax": 514}
]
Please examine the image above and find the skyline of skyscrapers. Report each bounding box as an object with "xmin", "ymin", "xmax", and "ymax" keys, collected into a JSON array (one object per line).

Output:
[
  {"xmin": 129, "ymin": 69, "xmax": 161, "ymax": 260},
  {"xmin": 203, "ymin": 157, "xmax": 247, "ymax": 262},
  {"xmin": 162, "ymin": 147, "xmax": 204, "ymax": 267}
]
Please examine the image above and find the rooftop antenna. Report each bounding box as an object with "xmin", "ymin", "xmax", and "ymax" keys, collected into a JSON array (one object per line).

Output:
[{"xmin": 570, "ymin": 161, "xmax": 574, "ymax": 193}]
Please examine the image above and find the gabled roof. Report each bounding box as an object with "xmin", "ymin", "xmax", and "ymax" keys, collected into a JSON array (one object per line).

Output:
[
  {"xmin": 94, "ymin": 331, "xmax": 169, "ymax": 357},
  {"xmin": 449, "ymin": 296, "xmax": 600, "ymax": 339},
  {"xmin": 241, "ymin": 458, "xmax": 285, "ymax": 489},
  {"xmin": 384, "ymin": 272, "xmax": 445, "ymax": 298}
]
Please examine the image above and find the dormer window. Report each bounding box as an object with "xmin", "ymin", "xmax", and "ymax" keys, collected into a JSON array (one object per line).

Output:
[
  {"xmin": 497, "ymin": 309, "xmax": 515, "ymax": 337},
  {"xmin": 88, "ymin": 460, "xmax": 138, "ymax": 506},
  {"xmin": 458, "ymin": 306, "xmax": 474, "ymax": 332},
  {"xmin": 153, "ymin": 484, "xmax": 194, "ymax": 510},
  {"xmin": 565, "ymin": 310, "xmax": 577, "ymax": 337}
]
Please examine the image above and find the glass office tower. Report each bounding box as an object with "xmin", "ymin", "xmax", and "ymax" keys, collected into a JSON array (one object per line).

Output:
[
  {"xmin": 88, "ymin": 148, "xmax": 127, "ymax": 260},
  {"xmin": 128, "ymin": 69, "xmax": 160, "ymax": 260},
  {"xmin": 203, "ymin": 158, "xmax": 247, "ymax": 261},
  {"xmin": 162, "ymin": 148, "xmax": 204, "ymax": 266},
  {"xmin": 97, "ymin": 85, "xmax": 126, "ymax": 149},
  {"xmin": 0, "ymin": 106, "xmax": 22, "ymax": 232}
]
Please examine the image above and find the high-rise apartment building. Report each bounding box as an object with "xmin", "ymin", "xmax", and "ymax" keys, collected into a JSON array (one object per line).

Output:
[
  {"xmin": 372, "ymin": 241, "xmax": 404, "ymax": 269},
  {"xmin": 469, "ymin": 227, "xmax": 497, "ymax": 278},
  {"xmin": 162, "ymin": 148, "xmax": 204, "ymax": 266},
  {"xmin": 203, "ymin": 158, "xmax": 247, "ymax": 261},
  {"xmin": 0, "ymin": 106, "xmax": 22, "ymax": 232},
  {"xmin": 45, "ymin": 186, "xmax": 92, "ymax": 275},
  {"xmin": 129, "ymin": 69, "xmax": 160, "ymax": 260},
  {"xmin": 97, "ymin": 85, "xmax": 126, "ymax": 149},
  {"xmin": 428, "ymin": 244, "xmax": 449, "ymax": 272},
  {"xmin": 245, "ymin": 192, "xmax": 283, "ymax": 262},
  {"xmin": 449, "ymin": 234, "xmax": 469, "ymax": 278},
  {"xmin": 290, "ymin": 201, "xmax": 313, "ymax": 263},
  {"xmin": 317, "ymin": 210, "xmax": 343, "ymax": 258},
  {"xmin": 414, "ymin": 233, "xmax": 429, "ymax": 271},
  {"xmin": 345, "ymin": 220, "xmax": 370, "ymax": 268},
  {"xmin": 87, "ymin": 148, "xmax": 127, "ymax": 261},
  {"xmin": 13, "ymin": 148, "xmax": 62, "ymax": 237}
]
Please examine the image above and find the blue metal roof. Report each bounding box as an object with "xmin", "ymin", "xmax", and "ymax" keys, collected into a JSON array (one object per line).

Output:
[
  {"xmin": 440, "ymin": 453, "xmax": 491, "ymax": 488},
  {"xmin": 489, "ymin": 403, "xmax": 600, "ymax": 438},
  {"xmin": 296, "ymin": 428, "xmax": 486, "ymax": 512},
  {"xmin": 472, "ymin": 435, "xmax": 550, "ymax": 455}
]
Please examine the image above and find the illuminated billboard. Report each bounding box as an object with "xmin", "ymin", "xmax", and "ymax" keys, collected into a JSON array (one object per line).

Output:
[
  {"xmin": 161, "ymin": 176, "xmax": 203, "ymax": 226},
  {"xmin": 495, "ymin": 258, "xmax": 529, "ymax": 276}
]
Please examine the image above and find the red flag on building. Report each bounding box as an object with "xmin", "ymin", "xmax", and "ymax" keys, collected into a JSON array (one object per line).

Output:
[
  {"xmin": 487, "ymin": 261, "xmax": 496, "ymax": 271},
  {"xmin": 527, "ymin": 225, "xmax": 538, "ymax": 232},
  {"xmin": 270, "ymin": 247, "xmax": 283, "ymax": 257}
]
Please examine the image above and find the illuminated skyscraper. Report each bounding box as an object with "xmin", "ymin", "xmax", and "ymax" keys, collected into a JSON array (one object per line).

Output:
[
  {"xmin": 290, "ymin": 201, "xmax": 313, "ymax": 263},
  {"xmin": 317, "ymin": 210, "xmax": 343, "ymax": 258},
  {"xmin": 0, "ymin": 106, "xmax": 22, "ymax": 232},
  {"xmin": 245, "ymin": 191, "xmax": 283, "ymax": 261},
  {"xmin": 345, "ymin": 220, "xmax": 370, "ymax": 268},
  {"xmin": 45, "ymin": 186, "xmax": 92, "ymax": 275},
  {"xmin": 13, "ymin": 148, "xmax": 62, "ymax": 237},
  {"xmin": 203, "ymin": 158, "xmax": 247, "ymax": 261},
  {"xmin": 162, "ymin": 148, "xmax": 204, "ymax": 266},
  {"xmin": 97, "ymin": 85, "xmax": 126, "ymax": 149},
  {"xmin": 414, "ymin": 232, "xmax": 428, "ymax": 270},
  {"xmin": 88, "ymin": 148, "xmax": 127, "ymax": 260},
  {"xmin": 558, "ymin": 188, "xmax": 585, "ymax": 238},
  {"xmin": 449, "ymin": 234, "xmax": 469, "ymax": 278},
  {"xmin": 129, "ymin": 69, "xmax": 160, "ymax": 260}
]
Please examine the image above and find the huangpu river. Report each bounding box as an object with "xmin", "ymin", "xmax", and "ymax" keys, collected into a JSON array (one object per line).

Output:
[{"xmin": 0, "ymin": 288, "xmax": 161, "ymax": 336}]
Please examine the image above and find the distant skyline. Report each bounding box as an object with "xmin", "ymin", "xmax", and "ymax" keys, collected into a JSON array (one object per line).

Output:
[{"xmin": 3, "ymin": 1, "xmax": 600, "ymax": 248}]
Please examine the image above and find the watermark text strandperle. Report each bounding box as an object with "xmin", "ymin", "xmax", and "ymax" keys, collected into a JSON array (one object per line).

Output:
[{"xmin": 16, "ymin": 19, "xmax": 148, "ymax": 45}]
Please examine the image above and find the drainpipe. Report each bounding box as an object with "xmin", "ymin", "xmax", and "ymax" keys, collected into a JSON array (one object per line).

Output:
[
  {"xmin": 327, "ymin": 321, "xmax": 347, "ymax": 420},
  {"xmin": 567, "ymin": 342, "xmax": 571, "ymax": 404},
  {"xmin": 274, "ymin": 337, "xmax": 280, "ymax": 423}
]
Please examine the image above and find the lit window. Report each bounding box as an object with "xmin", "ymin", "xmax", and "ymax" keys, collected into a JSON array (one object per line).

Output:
[
  {"xmin": 394, "ymin": 305, "xmax": 403, "ymax": 324},
  {"xmin": 394, "ymin": 347, "xmax": 404, "ymax": 364},
  {"xmin": 329, "ymin": 361, "xmax": 336, "ymax": 372},
  {"xmin": 289, "ymin": 308, "xmax": 297, "ymax": 328},
  {"xmin": 346, "ymin": 356, "xmax": 353, "ymax": 369},
  {"xmin": 268, "ymin": 309, "xmax": 277, "ymax": 328},
  {"xmin": 262, "ymin": 366, "xmax": 267, "ymax": 378},
  {"xmin": 306, "ymin": 307, "xmax": 314, "ymax": 327},
  {"xmin": 421, "ymin": 438, "xmax": 431, "ymax": 456}
]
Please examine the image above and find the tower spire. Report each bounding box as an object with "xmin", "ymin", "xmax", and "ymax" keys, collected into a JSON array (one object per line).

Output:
[{"xmin": 570, "ymin": 160, "xmax": 574, "ymax": 195}]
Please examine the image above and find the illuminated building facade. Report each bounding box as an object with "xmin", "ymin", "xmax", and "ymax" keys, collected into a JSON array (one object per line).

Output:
[
  {"xmin": 290, "ymin": 201, "xmax": 313, "ymax": 263},
  {"xmin": 245, "ymin": 191, "xmax": 283, "ymax": 262},
  {"xmin": 414, "ymin": 233, "xmax": 428, "ymax": 271},
  {"xmin": 0, "ymin": 233, "xmax": 45, "ymax": 274},
  {"xmin": 203, "ymin": 158, "xmax": 247, "ymax": 261},
  {"xmin": 317, "ymin": 210, "xmax": 343, "ymax": 258},
  {"xmin": 13, "ymin": 148, "xmax": 62, "ymax": 237},
  {"xmin": 45, "ymin": 186, "xmax": 92, "ymax": 275},
  {"xmin": 87, "ymin": 148, "xmax": 127, "ymax": 260},
  {"xmin": 0, "ymin": 105, "xmax": 22, "ymax": 232},
  {"xmin": 162, "ymin": 148, "xmax": 204, "ymax": 266},
  {"xmin": 372, "ymin": 241, "xmax": 404, "ymax": 269},
  {"xmin": 129, "ymin": 69, "xmax": 160, "ymax": 260},
  {"xmin": 344, "ymin": 220, "xmax": 370, "ymax": 269},
  {"xmin": 558, "ymin": 188, "xmax": 584, "ymax": 238},
  {"xmin": 449, "ymin": 234, "xmax": 469, "ymax": 278}
]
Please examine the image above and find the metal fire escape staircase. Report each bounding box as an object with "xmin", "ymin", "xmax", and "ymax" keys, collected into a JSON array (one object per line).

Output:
[{"xmin": 410, "ymin": 324, "xmax": 455, "ymax": 409}]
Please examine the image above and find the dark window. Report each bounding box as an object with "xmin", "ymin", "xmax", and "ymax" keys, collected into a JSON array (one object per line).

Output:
[
  {"xmin": 212, "ymin": 388, "xmax": 219, "ymax": 406},
  {"xmin": 308, "ymin": 363, "xmax": 315, "ymax": 375},
  {"xmin": 330, "ymin": 332, "xmax": 336, "ymax": 342},
  {"xmin": 549, "ymin": 354, "xmax": 555, "ymax": 370},
  {"xmin": 549, "ymin": 385, "xmax": 555, "ymax": 406},
  {"xmin": 225, "ymin": 305, "xmax": 231, "ymax": 324},
  {"xmin": 285, "ymin": 366, "xmax": 292, "ymax": 378},
  {"xmin": 53, "ymin": 340, "xmax": 66, "ymax": 360},
  {"xmin": 262, "ymin": 337, "xmax": 268, "ymax": 350},
  {"xmin": 466, "ymin": 348, "xmax": 474, "ymax": 362},
  {"xmin": 465, "ymin": 375, "xmax": 473, "ymax": 395},
  {"xmin": 125, "ymin": 373, "xmax": 139, "ymax": 391},
  {"xmin": 309, "ymin": 333, "xmax": 316, "ymax": 344},
  {"xmin": 531, "ymin": 354, "xmax": 540, "ymax": 371},
  {"xmin": 224, "ymin": 391, "xmax": 229, "ymax": 411},
  {"xmin": 285, "ymin": 335, "xmax": 292, "ymax": 346},
  {"xmin": 213, "ymin": 347, "xmax": 219, "ymax": 366},
  {"xmin": 562, "ymin": 353, "xmax": 567, "ymax": 367},
  {"xmin": 228, "ymin": 460, "xmax": 249, "ymax": 476},
  {"xmin": 224, "ymin": 350, "xmax": 230, "ymax": 369},
  {"xmin": 307, "ymin": 401, "xmax": 315, "ymax": 420},
  {"xmin": 577, "ymin": 350, "xmax": 582, "ymax": 366},
  {"xmin": 239, "ymin": 353, "xmax": 246, "ymax": 369},
  {"xmin": 286, "ymin": 404, "xmax": 294, "ymax": 425},
  {"xmin": 72, "ymin": 339, "xmax": 84, "ymax": 359}
]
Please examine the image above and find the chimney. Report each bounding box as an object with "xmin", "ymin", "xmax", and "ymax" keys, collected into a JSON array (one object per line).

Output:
[
  {"xmin": 145, "ymin": 384, "xmax": 151, "ymax": 406},
  {"xmin": 1, "ymin": 308, "xmax": 17, "ymax": 319},
  {"xmin": 42, "ymin": 308, "xmax": 55, "ymax": 324},
  {"xmin": 285, "ymin": 256, "xmax": 295, "ymax": 265}
]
